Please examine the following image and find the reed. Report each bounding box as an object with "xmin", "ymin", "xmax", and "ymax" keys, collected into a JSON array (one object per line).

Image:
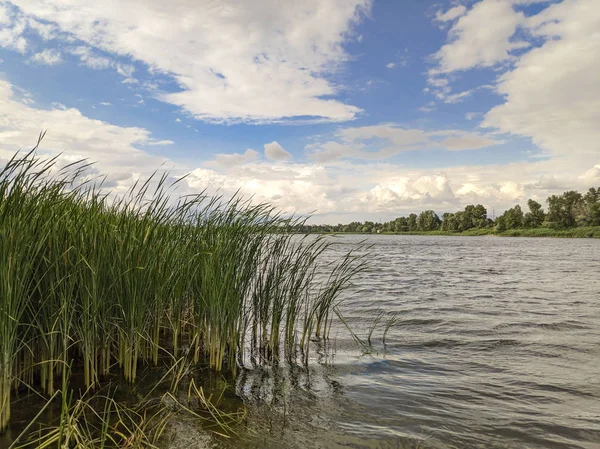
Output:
[{"xmin": 0, "ymin": 149, "xmax": 365, "ymax": 435}]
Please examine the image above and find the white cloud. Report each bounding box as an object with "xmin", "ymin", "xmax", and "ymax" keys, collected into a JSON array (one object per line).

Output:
[
  {"xmin": 349, "ymin": 156, "xmax": 600, "ymax": 220},
  {"xmin": 0, "ymin": 4, "xmax": 10, "ymax": 24},
  {"xmin": 308, "ymin": 124, "xmax": 502, "ymax": 162},
  {"xmin": 1, "ymin": 75, "xmax": 588, "ymax": 221},
  {"xmin": 30, "ymin": 48, "xmax": 62, "ymax": 65},
  {"xmin": 147, "ymin": 139, "xmax": 174, "ymax": 146},
  {"xmin": 116, "ymin": 63, "xmax": 135, "ymax": 78},
  {"xmin": 442, "ymin": 89, "xmax": 473, "ymax": 104},
  {"xmin": 307, "ymin": 141, "xmax": 359, "ymax": 163},
  {"xmin": 339, "ymin": 125, "xmax": 429, "ymax": 146},
  {"xmin": 579, "ymin": 165, "xmax": 600, "ymax": 185},
  {"xmin": 0, "ymin": 11, "xmax": 27, "ymax": 52},
  {"xmin": 186, "ymin": 163, "xmax": 337, "ymax": 216},
  {"xmin": 386, "ymin": 62, "xmax": 396, "ymax": 69},
  {"xmin": 27, "ymin": 18, "xmax": 58, "ymax": 40},
  {"xmin": 68, "ymin": 46, "xmax": 112, "ymax": 70},
  {"xmin": 361, "ymin": 173, "xmax": 456, "ymax": 211},
  {"xmin": 264, "ymin": 141, "xmax": 292, "ymax": 161},
  {"xmin": 2, "ymin": 0, "xmax": 597, "ymax": 224},
  {"xmin": 0, "ymin": 79, "xmax": 171, "ymax": 189},
  {"xmin": 432, "ymin": 0, "xmax": 528, "ymax": 73},
  {"xmin": 426, "ymin": 75, "xmax": 483, "ymax": 103},
  {"xmin": 483, "ymin": 0, "xmax": 600, "ymax": 160},
  {"xmin": 427, "ymin": 77, "xmax": 449, "ymax": 88},
  {"xmin": 434, "ymin": 5, "xmax": 467, "ymax": 22},
  {"xmin": 214, "ymin": 149, "xmax": 260, "ymax": 168},
  {"xmin": 64, "ymin": 46, "xmax": 136, "ymax": 82},
  {"xmin": 8, "ymin": 0, "xmax": 370, "ymax": 123},
  {"xmin": 455, "ymin": 180, "xmax": 524, "ymax": 202},
  {"xmin": 437, "ymin": 133, "xmax": 499, "ymax": 151},
  {"xmin": 0, "ymin": 7, "xmax": 61, "ymax": 52}
]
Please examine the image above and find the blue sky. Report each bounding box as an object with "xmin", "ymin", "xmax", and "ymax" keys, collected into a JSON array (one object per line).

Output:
[{"xmin": 0, "ymin": 0, "xmax": 598, "ymax": 223}]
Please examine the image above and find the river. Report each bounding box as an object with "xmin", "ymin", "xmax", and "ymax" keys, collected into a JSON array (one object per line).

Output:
[{"xmin": 170, "ymin": 235, "xmax": 600, "ymax": 449}]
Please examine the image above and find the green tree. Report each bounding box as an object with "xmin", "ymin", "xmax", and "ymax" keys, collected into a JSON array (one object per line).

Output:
[
  {"xmin": 472, "ymin": 204, "xmax": 488, "ymax": 228},
  {"xmin": 394, "ymin": 216, "xmax": 408, "ymax": 232},
  {"xmin": 441, "ymin": 213, "xmax": 455, "ymax": 231},
  {"xmin": 495, "ymin": 215, "xmax": 507, "ymax": 232},
  {"xmin": 407, "ymin": 213, "xmax": 417, "ymax": 231},
  {"xmin": 523, "ymin": 199, "xmax": 545, "ymax": 228},
  {"xmin": 503, "ymin": 205, "xmax": 524, "ymax": 229},
  {"xmin": 417, "ymin": 210, "xmax": 441, "ymax": 231},
  {"xmin": 454, "ymin": 204, "xmax": 488, "ymax": 230},
  {"xmin": 454, "ymin": 211, "xmax": 466, "ymax": 232},
  {"xmin": 547, "ymin": 191, "xmax": 583, "ymax": 228},
  {"xmin": 361, "ymin": 221, "xmax": 375, "ymax": 233},
  {"xmin": 584, "ymin": 187, "xmax": 600, "ymax": 225},
  {"xmin": 463, "ymin": 205, "xmax": 476, "ymax": 229}
]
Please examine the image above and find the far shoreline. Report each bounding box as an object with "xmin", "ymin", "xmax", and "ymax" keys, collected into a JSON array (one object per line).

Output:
[{"xmin": 300, "ymin": 226, "xmax": 600, "ymax": 239}]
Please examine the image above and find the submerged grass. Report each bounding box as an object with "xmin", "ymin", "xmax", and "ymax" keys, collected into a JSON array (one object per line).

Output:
[{"xmin": 0, "ymin": 149, "xmax": 365, "ymax": 437}]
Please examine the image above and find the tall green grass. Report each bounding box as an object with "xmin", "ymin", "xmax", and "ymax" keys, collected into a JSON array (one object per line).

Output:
[{"xmin": 0, "ymin": 150, "xmax": 364, "ymax": 434}]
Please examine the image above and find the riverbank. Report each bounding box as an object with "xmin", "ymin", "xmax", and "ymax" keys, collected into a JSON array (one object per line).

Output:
[{"xmin": 306, "ymin": 226, "xmax": 600, "ymax": 238}]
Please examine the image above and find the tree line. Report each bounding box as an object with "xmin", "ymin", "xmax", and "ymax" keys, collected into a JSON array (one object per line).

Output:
[{"xmin": 293, "ymin": 187, "xmax": 600, "ymax": 234}]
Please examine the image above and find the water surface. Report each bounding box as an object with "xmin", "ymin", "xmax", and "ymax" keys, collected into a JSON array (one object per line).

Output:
[{"xmin": 181, "ymin": 235, "xmax": 600, "ymax": 449}]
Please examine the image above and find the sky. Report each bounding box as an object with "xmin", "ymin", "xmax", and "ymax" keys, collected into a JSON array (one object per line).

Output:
[{"xmin": 0, "ymin": 0, "xmax": 599, "ymax": 223}]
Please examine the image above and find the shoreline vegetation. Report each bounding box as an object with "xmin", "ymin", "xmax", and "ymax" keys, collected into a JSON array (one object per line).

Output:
[
  {"xmin": 303, "ymin": 226, "xmax": 600, "ymax": 238},
  {"xmin": 291, "ymin": 187, "xmax": 600, "ymax": 239},
  {"xmin": 0, "ymin": 149, "xmax": 365, "ymax": 446}
]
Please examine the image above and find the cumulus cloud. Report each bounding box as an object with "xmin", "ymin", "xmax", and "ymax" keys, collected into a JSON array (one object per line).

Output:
[
  {"xmin": 186, "ymin": 163, "xmax": 337, "ymax": 216},
  {"xmin": 361, "ymin": 173, "xmax": 456, "ymax": 211},
  {"xmin": 419, "ymin": 0, "xmax": 600, "ymax": 221},
  {"xmin": 1, "ymin": 74, "xmax": 588, "ymax": 222},
  {"xmin": 2, "ymin": 0, "xmax": 597, "ymax": 225},
  {"xmin": 432, "ymin": 0, "xmax": 528, "ymax": 73},
  {"xmin": 483, "ymin": 0, "xmax": 600, "ymax": 160},
  {"xmin": 264, "ymin": 141, "xmax": 292, "ymax": 161},
  {"xmin": 30, "ymin": 48, "xmax": 62, "ymax": 65},
  {"xmin": 456, "ymin": 181, "xmax": 524, "ymax": 202},
  {"xmin": 579, "ymin": 165, "xmax": 600, "ymax": 185},
  {"xmin": 6, "ymin": 0, "xmax": 369, "ymax": 123},
  {"xmin": 350, "ymin": 155, "xmax": 600, "ymax": 221},
  {"xmin": 0, "ymin": 78, "xmax": 171, "ymax": 190}
]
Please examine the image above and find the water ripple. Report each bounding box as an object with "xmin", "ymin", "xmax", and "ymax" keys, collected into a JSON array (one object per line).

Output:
[{"xmin": 329, "ymin": 235, "xmax": 600, "ymax": 449}]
